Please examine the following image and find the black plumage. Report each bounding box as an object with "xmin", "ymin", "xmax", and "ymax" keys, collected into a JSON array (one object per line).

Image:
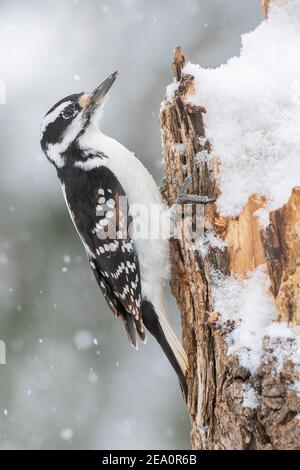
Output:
[{"xmin": 57, "ymin": 158, "xmax": 145, "ymax": 347}]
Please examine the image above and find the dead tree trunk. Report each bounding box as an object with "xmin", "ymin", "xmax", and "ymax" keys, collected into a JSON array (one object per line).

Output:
[{"xmin": 160, "ymin": 1, "xmax": 300, "ymax": 450}]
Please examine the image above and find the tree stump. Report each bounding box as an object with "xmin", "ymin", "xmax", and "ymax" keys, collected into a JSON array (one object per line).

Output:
[{"xmin": 160, "ymin": 3, "xmax": 300, "ymax": 449}]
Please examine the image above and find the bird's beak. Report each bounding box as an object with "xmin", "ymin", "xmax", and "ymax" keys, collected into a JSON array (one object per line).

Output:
[{"xmin": 86, "ymin": 71, "xmax": 118, "ymax": 112}]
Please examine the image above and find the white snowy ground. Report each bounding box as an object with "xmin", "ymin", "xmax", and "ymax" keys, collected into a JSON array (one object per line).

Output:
[{"xmin": 168, "ymin": 0, "xmax": 300, "ymax": 397}]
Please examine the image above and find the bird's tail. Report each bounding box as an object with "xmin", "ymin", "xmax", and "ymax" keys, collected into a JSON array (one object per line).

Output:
[{"xmin": 141, "ymin": 300, "xmax": 188, "ymax": 399}]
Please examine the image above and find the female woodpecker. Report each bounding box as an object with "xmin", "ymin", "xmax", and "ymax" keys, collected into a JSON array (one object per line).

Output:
[{"xmin": 40, "ymin": 72, "xmax": 188, "ymax": 397}]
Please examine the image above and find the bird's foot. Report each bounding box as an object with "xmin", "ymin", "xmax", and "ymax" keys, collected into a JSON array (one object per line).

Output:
[{"xmin": 175, "ymin": 171, "xmax": 216, "ymax": 205}]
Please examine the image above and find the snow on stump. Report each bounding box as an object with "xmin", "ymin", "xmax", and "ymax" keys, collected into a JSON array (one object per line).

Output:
[{"xmin": 160, "ymin": 0, "xmax": 300, "ymax": 450}]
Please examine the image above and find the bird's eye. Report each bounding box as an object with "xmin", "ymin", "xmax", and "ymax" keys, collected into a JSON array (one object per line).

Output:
[{"xmin": 62, "ymin": 105, "xmax": 77, "ymax": 119}]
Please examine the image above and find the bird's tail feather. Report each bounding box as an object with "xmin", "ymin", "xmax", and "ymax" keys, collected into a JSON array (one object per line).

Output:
[{"xmin": 141, "ymin": 300, "xmax": 188, "ymax": 399}]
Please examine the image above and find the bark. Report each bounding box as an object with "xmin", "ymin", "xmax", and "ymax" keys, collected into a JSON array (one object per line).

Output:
[{"xmin": 160, "ymin": 4, "xmax": 300, "ymax": 450}]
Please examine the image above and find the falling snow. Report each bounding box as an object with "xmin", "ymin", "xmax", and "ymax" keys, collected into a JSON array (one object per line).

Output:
[
  {"xmin": 242, "ymin": 384, "xmax": 259, "ymax": 409},
  {"xmin": 60, "ymin": 427, "xmax": 74, "ymax": 441}
]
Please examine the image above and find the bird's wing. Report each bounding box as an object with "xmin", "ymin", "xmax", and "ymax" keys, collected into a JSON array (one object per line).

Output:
[{"xmin": 65, "ymin": 165, "xmax": 145, "ymax": 348}]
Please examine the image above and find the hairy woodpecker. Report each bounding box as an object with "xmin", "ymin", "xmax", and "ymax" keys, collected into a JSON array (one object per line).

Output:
[{"xmin": 40, "ymin": 72, "xmax": 188, "ymax": 397}]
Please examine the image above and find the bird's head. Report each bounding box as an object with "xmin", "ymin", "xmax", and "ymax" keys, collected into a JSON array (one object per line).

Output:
[{"xmin": 40, "ymin": 71, "xmax": 118, "ymax": 167}]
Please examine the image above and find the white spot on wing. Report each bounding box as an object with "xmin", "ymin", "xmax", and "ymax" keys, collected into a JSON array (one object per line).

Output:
[
  {"xmin": 106, "ymin": 199, "xmax": 115, "ymax": 208},
  {"xmin": 74, "ymin": 157, "xmax": 104, "ymax": 171}
]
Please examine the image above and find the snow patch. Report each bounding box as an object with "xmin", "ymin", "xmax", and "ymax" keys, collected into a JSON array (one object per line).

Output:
[
  {"xmin": 197, "ymin": 230, "xmax": 226, "ymax": 256},
  {"xmin": 242, "ymin": 384, "xmax": 259, "ymax": 409},
  {"xmin": 212, "ymin": 266, "xmax": 300, "ymax": 385},
  {"xmin": 212, "ymin": 267, "xmax": 276, "ymax": 374},
  {"xmin": 166, "ymin": 80, "xmax": 179, "ymax": 102},
  {"xmin": 255, "ymin": 207, "xmax": 271, "ymax": 229},
  {"xmin": 195, "ymin": 148, "xmax": 213, "ymax": 169},
  {"xmin": 173, "ymin": 143, "xmax": 185, "ymax": 156}
]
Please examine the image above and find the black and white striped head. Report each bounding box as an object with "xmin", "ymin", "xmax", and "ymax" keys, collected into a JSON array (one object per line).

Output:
[{"xmin": 40, "ymin": 72, "xmax": 118, "ymax": 168}]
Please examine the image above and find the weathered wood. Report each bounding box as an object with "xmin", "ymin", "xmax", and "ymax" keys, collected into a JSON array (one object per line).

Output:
[
  {"xmin": 160, "ymin": 43, "xmax": 300, "ymax": 449},
  {"xmin": 262, "ymin": 0, "xmax": 288, "ymax": 19}
]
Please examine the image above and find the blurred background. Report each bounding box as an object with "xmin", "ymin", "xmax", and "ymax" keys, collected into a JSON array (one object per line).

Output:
[{"xmin": 0, "ymin": 0, "xmax": 260, "ymax": 450}]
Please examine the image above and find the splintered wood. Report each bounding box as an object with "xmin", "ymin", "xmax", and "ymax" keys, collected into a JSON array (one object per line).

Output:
[{"xmin": 262, "ymin": 0, "xmax": 287, "ymax": 19}]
